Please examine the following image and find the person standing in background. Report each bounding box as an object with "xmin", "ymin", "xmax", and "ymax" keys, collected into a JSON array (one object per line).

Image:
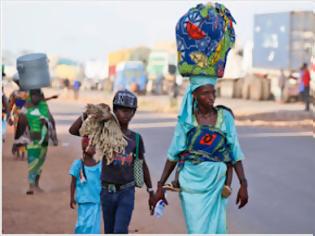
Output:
[
  {"xmin": 2, "ymin": 66, "xmax": 10, "ymax": 142},
  {"xmin": 8, "ymin": 74, "xmax": 30, "ymax": 160},
  {"xmin": 278, "ymin": 69, "xmax": 286, "ymax": 101},
  {"xmin": 14, "ymin": 89, "xmax": 50, "ymax": 194},
  {"xmin": 73, "ymin": 80, "xmax": 81, "ymax": 100},
  {"xmin": 300, "ymin": 63, "xmax": 311, "ymax": 111}
]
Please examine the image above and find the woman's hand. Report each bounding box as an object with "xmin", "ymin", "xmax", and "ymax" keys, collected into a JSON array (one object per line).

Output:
[
  {"xmin": 233, "ymin": 161, "xmax": 248, "ymax": 209},
  {"xmin": 154, "ymin": 185, "xmax": 168, "ymax": 207},
  {"xmin": 236, "ymin": 184, "xmax": 248, "ymax": 209},
  {"xmin": 70, "ymin": 198, "xmax": 76, "ymax": 209}
]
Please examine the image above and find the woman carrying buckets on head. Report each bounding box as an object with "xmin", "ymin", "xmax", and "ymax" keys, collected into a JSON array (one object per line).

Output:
[{"xmin": 13, "ymin": 53, "xmax": 57, "ymax": 194}]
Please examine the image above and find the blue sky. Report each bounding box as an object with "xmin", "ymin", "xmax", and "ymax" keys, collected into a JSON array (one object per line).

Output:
[{"xmin": 2, "ymin": 0, "xmax": 312, "ymax": 62}]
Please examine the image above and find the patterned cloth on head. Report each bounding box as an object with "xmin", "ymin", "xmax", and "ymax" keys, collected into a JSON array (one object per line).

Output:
[
  {"xmin": 176, "ymin": 2, "xmax": 236, "ymax": 78},
  {"xmin": 168, "ymin": 3, "xmax": 242, "ymax": 233}
]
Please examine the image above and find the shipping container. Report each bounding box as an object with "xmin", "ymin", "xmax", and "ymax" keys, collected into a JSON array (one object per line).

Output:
[{"xmin": 253, "ymin": 11, "xmax": 315, "ymax": 70}]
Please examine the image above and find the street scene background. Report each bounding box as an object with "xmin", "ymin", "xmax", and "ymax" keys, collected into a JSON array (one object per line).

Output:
[
  {"xmin": 1, "ymin": 0, "xmax": 315, "ymax": 234},
  {"xmin": 2, "ymin": 85, "xmax": 314, "ymax": 234}
]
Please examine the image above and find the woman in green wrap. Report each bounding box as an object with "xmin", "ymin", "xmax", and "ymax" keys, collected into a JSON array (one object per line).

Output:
[{"xmin": 14, "ymin": 89, "xmax": 51, "ymax": 194}]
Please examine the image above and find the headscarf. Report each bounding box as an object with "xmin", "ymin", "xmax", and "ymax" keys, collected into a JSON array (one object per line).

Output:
[
  {"xmin": 176, "ymin": 2, "xmax": 236, "ymax": 130},
  {"xmin": 178, "ymin": 76, "xmax": 217, "ymax": 130},
  {"xmin": 168, "ymin": 2, "xmax": 236, "ymax": 160}
]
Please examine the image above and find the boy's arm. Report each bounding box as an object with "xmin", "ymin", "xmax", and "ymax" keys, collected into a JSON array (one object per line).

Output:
[
  {"xmin": 143, "ymin": 159, "xmax": 153, "ymax": 190},
  {"xmin": 137, "ymin": 134, "xmax": 155, "ymax": 215},
  {"xmin": 69, "ymin": 112, "xmax": 87, "ymax": 136},
  {"xmin": 142, "ymin": 158, "xmax": 155, "ymax": 215},
  {"xmin": 154, "ymin": 159, "xmax": 177, "ymax": 206},
  {"xmin": 70, "ymin": 176, "xmax": 76, "ymax": 209}
]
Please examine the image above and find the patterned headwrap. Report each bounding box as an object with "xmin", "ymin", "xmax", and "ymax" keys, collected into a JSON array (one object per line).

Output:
[
  {"xmin": 168, "ymin": 3, "xmax": 236, "ymax": 160},
  {"xmin": 176, "ymin": 2, "xmax": 236, "ymax": 126},
  {"xmin": 176, "ymin": 2, "xmax": 236, "ymax": 78}
]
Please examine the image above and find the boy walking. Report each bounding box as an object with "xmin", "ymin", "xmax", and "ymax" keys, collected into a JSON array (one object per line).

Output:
[{"xmin": 69, "ymin": 90, "xmax": 155, "ymax": 234}]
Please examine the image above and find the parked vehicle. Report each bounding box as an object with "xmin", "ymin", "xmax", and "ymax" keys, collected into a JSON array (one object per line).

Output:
[
  {"xmin": 146, "ymin": 50, "xmax": 178, "ymax": 94},
  {"xmin": 82, "ymin": 60, "xmax": 107, "ymax": 91},
  {"xmin": 52, "ymin": 58, "xmax": 84, "ymax": 88},
  {"xmin": 113, "ymin": 61, "xmax": 147, "ymax": 94},
  {"xmin": 108, "ymin": 49, "xmax": 132, "ymax": 81}
]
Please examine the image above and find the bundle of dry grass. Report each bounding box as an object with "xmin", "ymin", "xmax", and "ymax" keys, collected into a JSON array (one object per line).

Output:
[{"xmin": 79, "ymin": 103, "xmax": 127, "ymax": 164}]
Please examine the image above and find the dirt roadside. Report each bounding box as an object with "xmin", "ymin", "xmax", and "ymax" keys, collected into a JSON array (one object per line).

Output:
[{"xmin": 2, "ymin": 124, "xmax": 187, "ymax": 234}]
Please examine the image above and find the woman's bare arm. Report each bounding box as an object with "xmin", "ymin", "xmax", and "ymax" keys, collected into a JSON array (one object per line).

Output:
[{"xmin": 233, "ymin": 161, "xmax": 248, "ymax": 208}]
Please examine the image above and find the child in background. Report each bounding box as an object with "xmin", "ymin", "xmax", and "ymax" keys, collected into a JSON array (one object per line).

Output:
[{"xmin": 69, "ymin": 136, "xmax": 102, "ymax": 234}]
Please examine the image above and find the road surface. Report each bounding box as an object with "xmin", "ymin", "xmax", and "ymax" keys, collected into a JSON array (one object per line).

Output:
[{"xmin": 2, "ymin": 100, "xmax": 314, "ymax": 233}]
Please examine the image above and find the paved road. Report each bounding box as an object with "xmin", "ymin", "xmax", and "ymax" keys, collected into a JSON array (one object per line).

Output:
[
  {"xmin": 51, "ymin": 100, "xmax": 315, "ymax": 234},
  {"xmin": 136, "ymin": 119, "xmax": 314, "ymax": 234},
  {"xmin": 3, "ymin": 100, "xmax": 314, "ymax": 233}
]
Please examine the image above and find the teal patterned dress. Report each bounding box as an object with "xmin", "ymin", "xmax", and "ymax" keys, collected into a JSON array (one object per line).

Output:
[{"xmin": 168, "ymin": 107, "xmax": 245, "ymax": 233}]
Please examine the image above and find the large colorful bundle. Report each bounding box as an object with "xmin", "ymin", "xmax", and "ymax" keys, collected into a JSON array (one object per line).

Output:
[{"xmin": 176, "ymin": 2, "xmax": 236, "ymax": 78}]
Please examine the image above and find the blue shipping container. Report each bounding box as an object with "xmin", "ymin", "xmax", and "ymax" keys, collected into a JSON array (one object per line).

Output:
[{"xmin": 253, "ymin": 11, "xmax": 315, "ymax": 70}]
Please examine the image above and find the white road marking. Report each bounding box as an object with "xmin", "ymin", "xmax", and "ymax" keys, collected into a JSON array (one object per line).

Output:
[
  {"xmin": 130, "ymin": 122, "xmax": 177, "ymax": 129},
  {"xmin": 54, "ymin": 119, "xmax": 313, "ymax": 138},
  {"xmin": 240, "ymin": 132, "xmax": 313, "ymax": 138},
  {"xmin": 53, "ymin": 114, "xmax": 177, "ymax": 121}
]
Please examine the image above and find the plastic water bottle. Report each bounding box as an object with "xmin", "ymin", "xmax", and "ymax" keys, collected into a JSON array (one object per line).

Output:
[{"xmin": 154, "ymin": 200, "xmax": 166, "ymax": 218}]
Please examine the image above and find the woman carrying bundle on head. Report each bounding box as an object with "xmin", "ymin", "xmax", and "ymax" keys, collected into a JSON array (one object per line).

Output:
[{"xmin": 154, "ymin": 3, "xmax": 249, "ymax": 234}]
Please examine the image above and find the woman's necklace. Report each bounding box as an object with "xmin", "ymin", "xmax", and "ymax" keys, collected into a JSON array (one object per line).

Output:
[
  {"xmin": 196, "ymin": 107, "xmax": 217, "ymax": 126},
  {"xmin": 197, "ymin": 108, "xmax": 215, "ymax": 118}
]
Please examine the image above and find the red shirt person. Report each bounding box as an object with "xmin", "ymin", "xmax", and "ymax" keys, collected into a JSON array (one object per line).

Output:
[
  {"xmin": 302, "ymin": 65, "xmax": 311, "ymax": 88},
  {"xmin": 300, "ymin": 63, "xmax": 311, "ymax": 111}
]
